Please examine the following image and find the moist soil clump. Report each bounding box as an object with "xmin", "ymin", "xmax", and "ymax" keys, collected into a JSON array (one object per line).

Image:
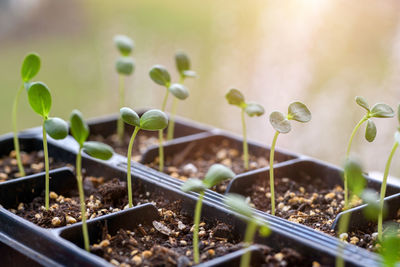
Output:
[{"xmin": 0, "ymin": 150, "xmax": 64, "ymax": 182}]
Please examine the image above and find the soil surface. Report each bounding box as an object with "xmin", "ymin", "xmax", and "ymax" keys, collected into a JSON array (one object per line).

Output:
[
  {"xmin": 147, "ymin": 139, "xmax": 269, "ymax": 193},
  {"xmin": 0, "ymin": 150, "xmax": 64, "ymax": 182}
]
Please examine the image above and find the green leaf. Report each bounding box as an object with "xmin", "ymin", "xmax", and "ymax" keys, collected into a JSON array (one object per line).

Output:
[
  {"xmin": 149, "ymin": 65, "xmax": 171, "ymax": 87},
  {"xmin": 44, "ymin": 117, "xmax": 68, "ymax": 140},
  {"xmin": 269, "ymin": 111, "xmax": 291, "ymax": 133},
  {"xmin": 181, "ymin": 178, "xmax": 207, "ymax": 193},
  {"xmin": 361, "ymin": 189, "xmax": 382, "ymax": 221},
  {"xmin": 203, "ymin": 164, "xmax": 235, "ymax": 188},
  {"xmin": 140, "ymin": 109, "xmax": 168, "ymax": 131},
  {"xmin": 245, "ymin": 102, "xmax": 264, "ymax": 117},
  {"xmin": 114, "ymin": 35, "xmax": 134, "ymax": 56},
  {"xmin": 395, "ymin": 131, "xmax": 400, "ymax": 145},
  {"xmin": 355, "ymin": 96, "xmax": 370, "ymax": 112},
  {"xmin": 175, "ymin": 51, "xmax": 190, "ymax": 74},
  {"xmin": 380, "ymin": 224, "xmax": 400, "ymax": 267},
  {"xmin": 83, "ymin": 141, "xmax": 113, "ymax": 160},
  {"xmin": 116, "ymin": 57, "xmax": 135, "ymax": 75},
  {"xmin": 365, "ymin": 119, "xmax": 376, "ymax": 142},
  {"xmin": 370, "ymin": 103, "xmax": 394, "ymax": 118},
  {"xmin": 169, "ymin": 83, "xmax": 189, "ymax": 100},
  {"xmin": 27, "ymin": 82, "xmax": 52, "ymax": 118},
  {"xmin": 288, "ymin": 102, "xmax": 311, "ymax": 122},
  {"xmin": 183, "ymin": 70, "xmax": 197, "ymax": 78},
  {"xmin": 344, "ymin": 158, "xmax": 366, "ymax": 197},
  {"xmin": 21, "ymin": 53, "xmax": 41, "ymax": 82},
  {"xmin": 120, "ymin": 107, "xmax": 140, "ymax": 127},
  {"xmin": 224, "ymin": 193, "xmax": 253, "ymax": 218},
  {"xmin": 258, "ymin": 224, "xmax": 271, "ymax": 237},
  {"xmin": 225, "ymin": 89, "xmax": 245, "ymax": 107},
  {"xmin": 70, "ymin": 109, "xmax": 89, "ymax": 147}
]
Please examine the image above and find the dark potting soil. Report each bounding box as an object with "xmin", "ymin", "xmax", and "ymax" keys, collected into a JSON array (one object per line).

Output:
[
  {"xmin": 0, "ymin": 150, "xmax": 64, "ymax": 182},
  {"xmin": 146, "ymin": 139, "xmax": 269, "ymax": 193}
]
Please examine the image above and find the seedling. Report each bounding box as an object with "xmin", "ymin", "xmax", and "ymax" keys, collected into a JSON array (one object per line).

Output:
[
  {"xmin": 343, "ymin": 97, "xmax": 394, "ymax": 207},
  {"xmin": 181, "ymin": 164, "xmax": 235, "ymax": 264},
  {"xmin": 120, "ymin": 108, "xmax": 168, "ymax": 208},
  {"xmin": 224, "ymin": 193, "xmax": 270, "ymax": 267},
  {"xmin": 268, "ymin": 102, "xmax": 311, "ymax": 215},
  {"xmin": 12, "ymin": 53, "xmax": 41, "ymax": 177},
  {"xmin": 70, "ymin": 110, "xmax": 114, "ymax": 251},
  {"xmin": 149, "ymin": 65, "xmax": 172, "ymax": 171},
  {"xmin": 114, "ymin": 35, "xmax": 135, "ymax": 142},
  {"xmin": 27, "ymin": 82, "xmax": 68, "ymax": 211},
  {"xmin": 378, "ymin": 224, "xmax": 400, "ymax": 267},
  {"xmin": 166, "ymin": 52, "xmax": 196, "ymax": 140},
  {"xmin": 226, "ymin": 88, "xmax": 265, "ymax": 170}
]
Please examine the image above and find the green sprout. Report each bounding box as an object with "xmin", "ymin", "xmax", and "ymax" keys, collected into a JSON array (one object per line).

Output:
[
  {"xmin": 149, "ymin": 65, "xmax": 172, "ymax": 172},
  {"xmin": 343, "ymin": 96, "xmax": 394, "ymax": 207},
  {"xmin": 166, "ymin": 52, "xmax": 196, "ymax": 140},
  {"xmin": 181, "ymin": 164, "xmax": 235, "ymax": 264},
  {"xmin": 114, "ymin": 35, "xmax": 135, "ymax": 142},
  {"xmin": 268, "ymin": 102, "xmax": 311, "ymax": 215},
  {"xmin": 378, "ymin": 224, "xmax": 400, "ymax": 267},
  {"xmin": 70, "ymin": 110, "xmax": 114, "ymax": 251},
  {"xmin": 12, "ymin": 53, "xmax": 41, "ymax": 177},
  {"xmin": 226, "ymin": 89, "xmax": 265, "ymax": 170},
  {"xmin": 120, "ymin": 108, "xmax": 168, "ymax": 208},
  {"xmin": 27, "ymin": 82, "xmax": 68, "ymax": 210},
  {"xmin": 224, "ymin": 193, "xmax": 270, "ymax": 267}
]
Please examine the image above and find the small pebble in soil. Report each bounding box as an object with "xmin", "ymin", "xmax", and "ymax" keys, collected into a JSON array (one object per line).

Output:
[{"xmin": 339, "ymin": 233, "xmax": 348, "ymax": 241}]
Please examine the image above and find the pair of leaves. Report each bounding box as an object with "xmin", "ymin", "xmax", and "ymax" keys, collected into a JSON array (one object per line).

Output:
[
  {"xmin": 70, "ymin": 110, "xmax": 113, "ymax": 160},
  {"xmin": 270, "ymin": 102, "xmax": 311, "ymax": 133},
  {"xmin": 149, "ymin": 65, "xmax": 171, "ymax": 87},
  {"xmin": 21, "ymin": 53, "xmax": 41, "ymax": 82},
  {"xmin": 116, "ymin": 57, "xmax": 135, "ymax": 75},
  {"xmin": 114, "ymin": 35, "xmax": 134, "ymax": 56},
  {"xmin": 120, "ymin": 108, "xmax": 168, "ymax": 131},
  {"xmin": 175, "ymin": 52, "xmax": 196, "ymax": 79},
  {"xmin": 181, "ymin": 164, "xmax": 235, "ymax": 193},
  {"xmin": 225, "ymin": 89, "xmax": 265, "ymax": 117}
]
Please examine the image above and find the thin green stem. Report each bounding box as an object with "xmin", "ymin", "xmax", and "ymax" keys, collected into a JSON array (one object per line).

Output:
[
  {"xmin": 12, "ymin": 83, "xmax": 25, "ymax": 177},
  {"xmin": 193, "ymin": 191, "xmax": 205, "ymax": 264},
  {"xmin": 42, "ymin": 120, "xmax": 50, "ymax": 211},
  {"xmin": 117, "ymin": 74, "xmax": 125, "ymax": 142},
  {"xmin": 269, "ymin": 131, "xmax": 279, "ymax": 216},
  {"xmin": 76, "ymin": 148, "xmax": 90, "ymax": 251},
  {"xmin": 158, "ymin": 130, "xmax": 164, "ymax": 172},
  {"xmin": 127, "ymin": 127, "xmax": 140, "ymax": 208},
  {"xmin": 336, "ymin": 201, "xmax": 350, "ymax": 267},
  {"xmin": 241, "ymin": 109, "xmax": 249, "ymax": 170},
  {"xmin": 161, "ymin": 89, "xmax": 169, "ymax": 112},
  {"xmin": 167, "ymin": 97, "xmax": 178, "ymax": 140},
  {"xmin": 378, "ymin": 141, "xmax": 399, "ymax": 240},
  {"xmin": 240, "ymin": 219, "xmax": 257, "ymax": 267}
]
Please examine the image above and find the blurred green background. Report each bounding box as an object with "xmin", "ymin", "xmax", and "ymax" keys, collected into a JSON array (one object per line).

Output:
[{"xmin": 1, "ymin": 0, "xmax": 400, "ymax": 176}]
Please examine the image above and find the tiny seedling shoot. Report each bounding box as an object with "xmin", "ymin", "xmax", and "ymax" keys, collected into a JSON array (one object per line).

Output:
[
  {"xmin": 181, "ymin": 164, "xmax": 235, "ymax": 264},
  {"xmin": 27, "ymin": 82, "xmax": 68, "ymax": 211},
  {"xmin": 70, "ymin": 110, "xmax": 114, "ymax": 251},
  {"xmin": 120, "ymin": 108, "xmax": 168, "ymax": 208},
  {"xmin": 268, "ymin": 102, "xmax": 311, "ymax": 215},
  {"xmin": 225, "ymin": 88, "xmax": 265, "ymax": 170},
  {"xmin": 166, "ymin": 51, "xmax": 196, "ymax": 140},
  {"xmin": 114, "ymin": 35, "xmax": 135, "ymax": 142},
  {"xmin": 224, "ymin": 193, "xmax": 270, "ymax": 267},
  {"xmin": 343, "ymin": 96, "xmax": 394, "ymax": 208},
  {"xmin": 149, "ymin": 65, "xmax": 172, "ymax": 171},
  {"xmin": 13, "ymin": 53, "xmax": 41, "ymax": 177}
]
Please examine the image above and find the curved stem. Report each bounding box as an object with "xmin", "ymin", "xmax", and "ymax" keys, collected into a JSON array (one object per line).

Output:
[
  {"xmin": 42, "ymin": 120, "xmax": 50, "ymax": 211},
  {"xmin": 167, "ymin": 97, "xmax": 178, "ymax": 140},
  {"xmin": 378, "ymin": 141, "xmax": 398, "ymax": 240},
  {"xmin": 269, "ymin": 131, "xmax": 279, "ymax": 216},
  {"xmin": 127, "ymin": 127, "xmax": 140, "ymax": 208},
  {"xmin": 240, "ymin": 219, "xmax": 257, "ymax": 267},
  {"xmin": 161, "ymin": 89, "xmax": 169, "ymax": 112},
  {"xmin": 241, "ymin": 109, "xmax": 249, "ymax": 170},
  {"xmin": 193, "ymin": 191, "xmax": 205, "ymax": 264},
  {"xmin": 158, "ymin": 89, "xmax": 169, "ymax": 172},
  {"xmin": 76, "ymin": 148, "xmax": 90, "ymax": 251},
  {"xmin": 117, "ymin": 74, "xmax": 125, "ymax": 142},
  {"xmin": 12, "ymin": 83, "xmax": 25, "ymax": 176}
]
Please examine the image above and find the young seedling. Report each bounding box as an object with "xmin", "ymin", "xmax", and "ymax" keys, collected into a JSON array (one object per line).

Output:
[
  {"xmin": 343, "ymin": 96, "xmax": 394, "ymax": 207},
  {"xmin": 226, "ymin": 88, "xmax": 265, "ymax": 170},
  {"xmin": 224, "ymin": 193, "xmax": 270, "ymax": 267},
  {"xmin": 70, "ymin": 110, "xmax": 114, "ymax": 251},
  {"xmin": 27, "ymin": 82, "xmax": 68, "ymax": 211},
  {"xmin": 12, "ymin": 53, "xmax": 41, "ymax": 177},
  {"xmin": 114, "ymin": 35, "xmax": 135, "ymax": 142},
  {"xmin": 181, "ymin": 164, "xmax": 235, "ymax": 264},
  {"xmin": 268, "ymin": 102, "xmax": 311, "ymax": 215},
  {"xmin": 166, "ymin": 52, "xmax": 196, "ymax": 140},
  {"xmin": 120, "ymin": 108, "xmax": 168, "ymax": 208},
  {"xmin": 378, "ymin": 224, "xmax": 400, "ymax": 267},
  {"xmin": 149, "ymin": 65, "xmax": 172, "ymax": 171}
]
